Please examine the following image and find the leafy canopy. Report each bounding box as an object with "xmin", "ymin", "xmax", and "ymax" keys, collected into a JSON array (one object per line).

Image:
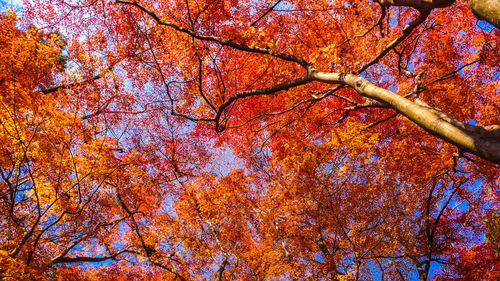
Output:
[{"xmin": 1, "ymin": 0, "xmax": 499, "ymax": 280}]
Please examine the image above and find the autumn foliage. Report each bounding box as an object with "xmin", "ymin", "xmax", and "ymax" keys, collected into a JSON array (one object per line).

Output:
[{"xmin": 1, "ymin": 0, "xmax": 499, "ymax": 280}]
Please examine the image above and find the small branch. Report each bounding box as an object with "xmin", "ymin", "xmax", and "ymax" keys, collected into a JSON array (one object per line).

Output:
[
  {"xmin": 365, "ymin": 112, "xmax": 399, "ymax": 129},
  {"xmin": 429, "ymin": 59, "xmax": 481, "ymax": 85},
  {"xmin": 117, "ymin": 192, "xmax": 187, "ymax": 280},
  {"xmin": 250, "ymin": 0, "xmax": 284, "ymax": 26},
  {"xmin": 197, "ymin": 57, "xmax": 216, "ymax": 111},
  {"xmin": 116, "ymin": 0, "xmax": 311, "ymax": 69},
  {"xmin": 320, "ymin": 97, "xmax": 390, "ymax": 126},
  {"xmin": 51, "ymin": 249, "xmax": 132, "ymax": 264},
  {"xmin": 341, "ymin": 1, "xmax": 387, "ymax": 46},
  {"xmin": 355, "ymin": 9, "xmax": 430, "ymax": 75},
  {"xmin": 81, "ymin": 95, "xmax": 118, "ymax": 120},
  {"xmin": 214, "ymin": 76, "xmax": 313, "ymax": 132},
  {"xmin": 41, "ymin": 65, "xmax": 114, "ymax": 95}
]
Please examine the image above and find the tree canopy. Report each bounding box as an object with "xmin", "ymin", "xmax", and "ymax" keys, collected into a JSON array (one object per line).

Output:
[{"xmin": 0, "ymin": 0, "xmax": 499, "ymax": 280}]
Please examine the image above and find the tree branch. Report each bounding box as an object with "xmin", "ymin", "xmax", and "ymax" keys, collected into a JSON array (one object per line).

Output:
[
  {"xmin": 310, "ymin": 69, "xmax": 500, "ymax": 164},
  {"xmin": 115, "ymin": 0, "xmax": 311, "ymax": 69},
  {"xmin": 214, "ymin": 76, "xmax": 313, "ymax": 131},
  {"xmin": 40, "ymin": 65, "xmax": 114, "ymax": 95},
  {"xmin": 51, "ymin": 249, "xmax": 132, "ymax": 264},
  {"xmin": 250, "ymin": 0, "xmax": 284, "ymax": 26}
]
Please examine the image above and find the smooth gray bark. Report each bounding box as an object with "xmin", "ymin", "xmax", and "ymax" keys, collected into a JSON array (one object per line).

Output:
[
  {"xmin": 468, "ymin": 0, "xmax": 500, "ymax": 28},
  {"xmin": 310, "ymin": 69, "xmax": 500, "ymax": 164},
  {"xmin": 380, "ymin": 0, "xmax": 499, "ymax": 28}
]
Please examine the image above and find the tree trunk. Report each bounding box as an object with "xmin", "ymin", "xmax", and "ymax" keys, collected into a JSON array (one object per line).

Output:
[
  {"xmin": 310, "ymin": 69, "xmax": 500, "ymax": 164},
  {"xmin": 468, "ymin": 0, "xmax": 500, "ymax": 28}
]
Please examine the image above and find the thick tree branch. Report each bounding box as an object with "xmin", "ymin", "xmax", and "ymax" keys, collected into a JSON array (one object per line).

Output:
[
  {"xmin": 214, "ymin": 76, "xmax": 313, "ymax": 131},
  {"xmin": 115, "ymin": 0, "xmax": 499, "ymax": 164},
  {"xmin": 378, "ymin": 0, "xmax": 455, "ymax": 10},
  {"xmin": 468, "ymin": 0, "xmax": 500, "ymax": 28},
  {"xmin": 310, "ymin": 69, "xmax": 500, "ymax": 164},
  {"xmin": 380, "ymin": 0, "xmax": 499, "ymax": 29},
  {"xmin": 115, "ymin": 0, "xmax": 311, "ymax": 69},
  {"xmin": 51, "ymin": 249, "xmax": 132, "ymax": 264}
]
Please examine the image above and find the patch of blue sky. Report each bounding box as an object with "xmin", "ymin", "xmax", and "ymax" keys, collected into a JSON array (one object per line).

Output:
[
  {"xmin": 476, "ymin": 18, "xmax": 497, "ymax": 31},
  {"xmin": 0, "ymin": 0, "xmax": 23, "ymax": 11}
]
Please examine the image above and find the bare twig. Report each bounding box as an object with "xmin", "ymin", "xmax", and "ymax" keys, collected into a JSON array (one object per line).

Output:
[{"xmin": 250, "ymin": 0, "xmax": 284, "ymax": 26}]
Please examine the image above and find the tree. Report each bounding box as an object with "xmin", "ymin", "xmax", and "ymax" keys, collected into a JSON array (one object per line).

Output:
[
  {"xmin": 0, "ymin": 11, "xmax": 167, "ymax": 279},
  {"xmin": 23, "ymin": 0, "xmax": 500, "ymax": 162},
  {"xmin": 433, "ymin": 214, "xmax": 500, "ymax": 280},
  {"xmin": 1, "ymin": 0, "xmax": 498, "ymax": 280}
]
